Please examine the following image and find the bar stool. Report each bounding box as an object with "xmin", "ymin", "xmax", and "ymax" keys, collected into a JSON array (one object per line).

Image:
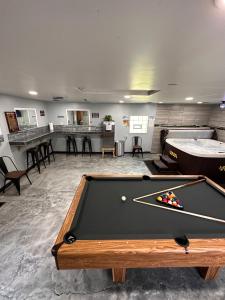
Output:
[
  {"xmin": 26, "ymin": 145, "xmax": 46, "ymax": 174},
  {"xmin": 82, "ymin": 136, "xmax": 92, "ymax": 156},
  {"xmin": 40, "ymin": 139, "xmax": 55, "ymax": 164},
  {"xmin": 66, "ymin": 136, "xmax": 78, "ymax": 155}
]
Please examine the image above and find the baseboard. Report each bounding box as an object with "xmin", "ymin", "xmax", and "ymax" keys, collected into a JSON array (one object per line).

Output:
[{"xmin": 54, "ymin": 151, "xmax": 151, "ymax": 154}]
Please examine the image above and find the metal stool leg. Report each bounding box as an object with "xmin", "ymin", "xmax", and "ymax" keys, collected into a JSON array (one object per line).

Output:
[
  {"xmin": 26, "ymin": 174, "xmax": 32, "ymax": 185},
  {"xmin": 88, "ymin": 140, "xmax": 92, "ymax": 157},
  {"xmin": 49, "ymin": 140, "xmax": 55, "ymax": 161},
  {"xmin": 82, "ymin": 140, "xmax": 85, "ymax": 156},
  {"xmin": 39, "ymin": 148, "xmax": 46, "ymax": 168},
  {"xmin": 72, "ymin": 138, "xmax": 76, "ymax": 156},
  {"xmin": 26, "ymin": 151, "xmax": 29, "ymax": 170},
  {"xmin": 46, "ymin": 144, "xmax": 50, "ymax": 164},
  {"xmin": 34, "ymin": 151, "xmax": 41, "ymax": 174}
]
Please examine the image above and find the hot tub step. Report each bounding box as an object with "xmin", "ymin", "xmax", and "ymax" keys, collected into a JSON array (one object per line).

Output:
[
  {"xmin": 160, "ymin": 155, "xmax": 178, "ymax": 170},
  {"xmin": 153, "ymin": 160, "xmax": 169, "ymax": 172}
]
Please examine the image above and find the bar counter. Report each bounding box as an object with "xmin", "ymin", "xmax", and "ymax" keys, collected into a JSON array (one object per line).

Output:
[{"xmin": 8, "ymin": 125, "xmax": 112, "ymax": 147}]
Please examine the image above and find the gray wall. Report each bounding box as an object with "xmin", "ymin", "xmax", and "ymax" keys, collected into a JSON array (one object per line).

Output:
[
  {"xmin": 208, "ymin": 106, "xmax": 225, "ymax": 142},
  {"xmin": 154, "ymin": 104, "xmax": 211, "ymax": 126},
  {"xmin": 0, "ymin": 94, "xmax": 49, "ymax": 170},
  {"xmin": 0, "ymin": 97, "xmax": 157, "ymax": 183},
  {"xmin": 46, "ymin": 102, "xmax": 157, "ymax": 152},
  {"xmin": 151, "ymin": 104, "xmax": 212, "ymax": 153}
]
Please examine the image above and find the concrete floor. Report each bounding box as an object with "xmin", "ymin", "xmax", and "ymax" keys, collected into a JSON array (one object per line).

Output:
[{"xmin": 0, "ymin": 154, "xmax": 225, "ymax": 300}]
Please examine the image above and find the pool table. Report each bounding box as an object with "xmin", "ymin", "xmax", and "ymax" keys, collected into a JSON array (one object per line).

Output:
[{"xmin": 52, "ymin": 174, "xmax": 225, "ymax": 283}]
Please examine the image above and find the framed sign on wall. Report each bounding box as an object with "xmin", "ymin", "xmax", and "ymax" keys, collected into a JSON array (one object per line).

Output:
[
  {"xmin": 5, "ymin": 112, "xmax": 19, "ymax": 133},
  {"xmin": 92, "ymin": 113, "xmax": 99, "ymax": 118}
]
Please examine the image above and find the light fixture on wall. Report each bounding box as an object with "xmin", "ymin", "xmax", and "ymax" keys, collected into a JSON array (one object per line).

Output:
[
  {"xmin": 124, "ymin": 95, "xmax": 130, "ymax": 99},
  {"xmin": 29, "ymin": 90, "xmax": 38, "ymax": 96},
  {"xmin": 197, "ymin": 101, "xmax": 203, "ymax": 104},
  {"xmin": 119, "ymin": 100, "xmax": 124, "ymax": 103},
  {"xmin": 185, "ymin": 97, "xmax": 194, "ymax": 101}
]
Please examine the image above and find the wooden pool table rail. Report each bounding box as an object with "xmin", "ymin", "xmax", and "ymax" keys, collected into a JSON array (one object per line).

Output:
[{"xmin": 52, "ymin": 174, "xmax": 225, "ymax": 283}]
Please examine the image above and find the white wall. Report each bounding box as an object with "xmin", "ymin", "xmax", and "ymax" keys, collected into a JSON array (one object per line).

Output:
[
  {"xmin": 0, "ymin": 94, "xmax": 49, "ymax": 170},
  {"xmin": 47, "ymin": 102, "xmax": 157, "ymax": 152}
]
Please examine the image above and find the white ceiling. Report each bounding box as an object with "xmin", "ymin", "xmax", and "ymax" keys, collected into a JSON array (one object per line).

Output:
[{"xmin": 0, "ymin": 0, "xmax": 225, "ymax": 104}]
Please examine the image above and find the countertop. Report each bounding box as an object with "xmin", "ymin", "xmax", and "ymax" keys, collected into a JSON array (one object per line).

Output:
[{"xmin": 9, "ymin": 129, "xmax": 109, "ymax": 146}]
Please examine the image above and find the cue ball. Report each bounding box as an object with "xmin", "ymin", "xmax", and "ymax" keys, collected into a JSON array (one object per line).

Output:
[{"xmin": 121, "ymin": 196, "xmax": 127, "ymax": 201}]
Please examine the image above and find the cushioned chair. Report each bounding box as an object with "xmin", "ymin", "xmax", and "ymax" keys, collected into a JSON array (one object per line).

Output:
[{"xmin": 0, "ymin": 156, "xmax": 32, "ymax": 195}]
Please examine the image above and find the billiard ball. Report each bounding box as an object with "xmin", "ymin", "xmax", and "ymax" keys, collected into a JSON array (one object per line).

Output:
[{"xmin": 121, "ymin": 196, "xmax": 127, "ymax": 201}]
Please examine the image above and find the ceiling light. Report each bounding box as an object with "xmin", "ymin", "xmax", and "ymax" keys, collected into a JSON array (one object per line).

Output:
[
  {"xmin": 214, "ymin": 0, "xmax": 225, "ymax": 9},
  {"xmin": 220, "ymin": 101, "xmax": 225, "ymax": 109},
  {"xmin": 29, "ymin": 90, "xmax": 38, "ymax": 96},
  {"xmin": 52, "ymin": 96, "xmax": 64, "ymax": 100},
  {"xmin": 197, "ymin": 101, "xmax": 203, "ymax": 104},
  {"xmin": 185, "ymin": 97, "xmax": 194, "ymax": 101},
  {"xmin": 119, "ymin": 100, "xmax": 124, "ymax": 103},
  {"xmin": 124, "ymin": 95, "xmax": 130, "ymax": 99},
  {"xmin": 159, "ymin": 101, "xmax": 164, "ymax": 104}
]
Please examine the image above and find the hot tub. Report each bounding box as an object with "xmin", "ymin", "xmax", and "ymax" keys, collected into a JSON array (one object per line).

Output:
[{"xmin": 164, "ymin": 138, "xmax": 225, "ymax": 180}]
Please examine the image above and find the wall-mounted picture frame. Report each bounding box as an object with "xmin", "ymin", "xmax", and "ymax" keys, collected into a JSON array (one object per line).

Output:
[
  {"xmin": 122, "ymin": 115, "xmax": 129, "ymax": 127},
  {"xmin": 92, "ymin": 113, "xmax": 99, "ymax": 119},
  {"xmin": 40, "ymin": 110, "xmax": 45, "ymax": 116},
  {"xmin": 4, "ymin": 112, "xmax": 19, "ymax": 133}
]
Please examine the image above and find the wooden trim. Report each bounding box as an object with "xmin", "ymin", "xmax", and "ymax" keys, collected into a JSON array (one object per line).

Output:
[
  {"xmin": 112, "ymin": 268, "xmax": 126, "ymax": 283},
  {"xmin": 53, "ymin": 175, "xmax": 86, "ymax": 247},
  {"xmin": 197, "ymin": 266, "xmax": 221, "ymax": 280},
  {"xmin": 55, "ymin": 238, "xmax": 225, "ymax": 269}
]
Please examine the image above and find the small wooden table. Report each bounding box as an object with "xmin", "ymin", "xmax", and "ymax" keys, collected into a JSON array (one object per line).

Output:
[{"xmin": 102, "ymin": 147, "xmax": 115, "ymax": 158}]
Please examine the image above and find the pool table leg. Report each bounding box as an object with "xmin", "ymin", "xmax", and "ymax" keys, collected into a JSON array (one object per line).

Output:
[
  {"xmin": 197, "ymin": 267, "xmax": 221, "ymax": 280},
  {"xmin": 112, "ymin": 268, "xmax": 126, "ymax": 283}
]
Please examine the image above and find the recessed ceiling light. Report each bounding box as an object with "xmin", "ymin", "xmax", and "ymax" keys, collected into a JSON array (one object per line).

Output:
[
  {"xmin": 124, "ymin": 95, "xmax": 130, "ymax": 99},
  {"xmin": 119, "ymin": 100, "xmax": 124, "ymax": 103},
  {"xmin": 29, "ymin": 90, "xmax": 38, "ymax": 96},
  {"xmin": 185, "ymin": 97, "xmax": 194, "ymax": 101},
  {"xmin": 197, "ymin": 101, "xmax": 203, "ymax": 104}
]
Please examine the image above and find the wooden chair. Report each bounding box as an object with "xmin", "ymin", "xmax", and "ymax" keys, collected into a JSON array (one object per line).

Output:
[
  {"xmin": 0, "ymin": 156, "xmax": 32, "ymax": 195},
  {"xmin": 132, "ymin": 136, "xmax": 143, "ymax": 157}
]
